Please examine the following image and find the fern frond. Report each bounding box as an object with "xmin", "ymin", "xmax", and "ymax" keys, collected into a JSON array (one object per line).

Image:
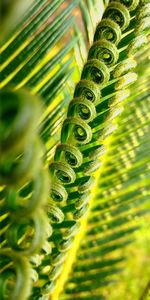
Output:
[
  {"xmin": 0, "ymin": 1, "xmax": 150, "ymax": 300},
  {"xmin": 59, "ymin": 48, "xmax": 150, "ymax": 300}
]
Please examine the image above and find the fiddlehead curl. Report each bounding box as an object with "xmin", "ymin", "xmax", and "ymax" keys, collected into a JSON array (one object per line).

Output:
[
  {"xmin": 5, "ymin": 169, "xmax": 49, "ymax": 216},
  {"xmin": 55, "ymin": 144, "xmax": 83, "ymax": 168},
  {"xmin": 94, "ymin": 18, "xmax": 122, "ymax": 45},
  {"xmin": 81, "ymin": 59, "xmax": 110, "ymax": 87},
  {"xmin": 68, "ymin": 98, "xmax": 96, "ymax": 123},
  {"xmin": 6, "ymin": 210, "xmax": 49, "ymax": 255},
  {"xmin": 103, "ymin": 2, "xmax": 130, "ymax": 31},
  {"xmin": 50, "ymin": 183, "xmax": 68, "ymax": 203},
  {"xmin": 38, "ymin": 0, "xmax": 149, "ymax": 296},
  {"xmin": 0, "ymin": 249, "xmax": 31, "ymax": 300},
  {"xmin": 88, "ymin": 39, "xmax": 119, "ymax": 67},
  {"xmin": 47, "ymin": 204, "xmax": 64, "ymax": 224},
  {"xmin": 61, "ymin": 117, "xmax": 92, "ymax": 145},
  {"xmin": 49, "ymin": 162, "xmax": 76, "ymax": 185},
  {"xmin": 0, "ymin": 86, "xmax": 52, "ymax": 300},
  {"xmin": 74, "ymin": 80, "xmax": 101, "ymax": 104}
]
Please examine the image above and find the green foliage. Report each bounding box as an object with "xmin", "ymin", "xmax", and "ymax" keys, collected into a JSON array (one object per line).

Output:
[{"xmin": 0, "ymin": 1, "xmax": 150, "ymax": 300}]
